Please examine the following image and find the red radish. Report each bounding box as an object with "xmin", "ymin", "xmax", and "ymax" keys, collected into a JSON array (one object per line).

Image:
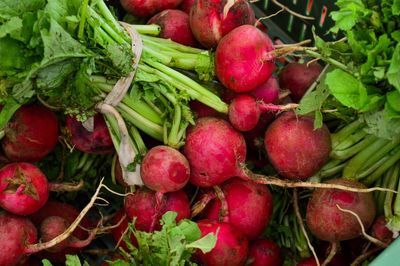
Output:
[
  {"xmin": 114, "ymin": 158, "xmax": 129, "ymax": 187},
  {"xmin": 203, "ymin": 178, "xmax": 273, "ymax": 240},
  {"xmin": 179, "ymin": 0, "xmax": 195, "ymax": 13},
  {"xmin": 264, "ymin": 111, "xmax": 331, "ymax": 180},
  {"xmin": 306, "ymin": 178, "xmax": 376, "ymax": 242},
  {"xmin": 297, "ymin": 257, "xmax": 317, "ymax": 266},
  {"xmin": 120, "ymin": 0, "xmax": 183, "ymax": 18},
  {"xmin": 215, "ymin": 25, "xmax": 276, "ymax": 93},
  {"xmin": 250, "ymin": 76, "xmax": 280, "ymax": 104},
  {"xmin": 190, "ymin": 0, "xmax": 255, "ymax": 48},
  {"xmin": 243, "ymin": 113, "xmax": 274, "ymax": 151},
  {"xmin": 110, "ymin": 209, "xmax": 138, "ymax": 250},
  {"xmin": 124, "ymin": 188, "xmax": 190, "ymax": 232},
  {"xmin": 247, "ymin": 238, "xmax": 282, "ymax": 266},
  {"xmin": 66, "ymin": 114, "xmax": 114, "ymax": 154},
  {"xmin": 195, "ymin": 220, "xmax": 249, "ymax": 266},
  {"xmin": 0, "ymin": 163, "xmax": 49, "ymax": 216},
  {"xmin": 371, "ymin": 215, "xmax": 393, "ymax": 244},
  {"xmin": 228, "ymin": 94, "xmax": 261, "ymax": 131},
  {"xmin": 148, "ymin": 9, "xmax": 198, "ymax": 47},
  {"xmin": 189, "ymin": 100, "xmax": 222, "ymax": 118},
  {"xmin": 2, "ymin": 104, "xmax": 58, "ymax": 162},
  {"xmin": 0, "ymin": 212, "xmax": 37, "ymax": 266},
  {"xmin": 141, "ymin": 145, "xmax": 190, "ymax": 193},
  {"xmin": 279, "ymin": 62, "xmax": 323, "ymax": 103}
]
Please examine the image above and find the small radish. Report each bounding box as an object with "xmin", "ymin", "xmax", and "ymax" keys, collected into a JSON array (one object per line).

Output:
[
  {"xmin": 189, "ymin": 100, "xmax": 223, "ymax": 118},
  {"xmin": 202, "ymin": 178, "xmax": 273, "ymax": 240},
  {"xmin": 249, "ymin": 76, "xmax": 280, "ymax": 104},
  {"xmin": 264, "ymin": 111, "xmax": 331, "ymax": 180},
  {"xmin": 247, "ymin": 238, "xmax": 282, "ymax": 266},
  {"xmin": 0, "ymin": 163, "xmax": 49, "ymax": 216},
  {"xmin": 0, "ymin": 212, "xmax": 38, "ymax": 266},
  {"xmin": 215, "ymin": 25, "xmax": 276, "ymax": 93},
  {"xmin": 148, "ymin": 9, "xmax": 198, "ymax": 47},
  {"xmin": 195, "ymin": 220, "xmax": 249, "ymax": 266},
  {"xmin": 370, "ymin": 215, "xmax": 393, "ymax": 244},
  {"xmin": 279, "ymin": 62, "xmax": 323, "ymax": 103},
  {"xmin": 65, "ymin": 114, "xmax": 114, "ymax": 154},
  {"xmin": 110, "ymin": 209, "xmax": 138, "ymax": 250},
  {"xmin": 228, "ymin": 94, "xmax": 261, "ymax": 132},
  {"xmin": 189, "ymin": 0, "xmax": 255, "ymax": 48},
  {"xmin": 297, "ymin": 257, "xmax": 317, "ymax": 266},
  {"xmin": 306, "ymin": 178, "xmax": 376, "ymax": 242},
  {"xmin": 141, "ymin": 145, "xmax": 190, "ymax": 193},
  {"xmin": 121, "ymin": 0, "xmax": 183, "ymax": 18},
  {"xmin": 2, "ymin": 104, "xmax": 59, "ymax": 162},
  {"xmin": 179, "ymin": 0, "xmax": 195, "ymax": 14}
]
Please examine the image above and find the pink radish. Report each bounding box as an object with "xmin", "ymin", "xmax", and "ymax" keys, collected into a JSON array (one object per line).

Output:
[
  {"xmin": 2, "ymin": 104, "xmax": 59, "ymax": 162},
  {"xmin": 215, "ymin": 25, "xmax": 276, "ymax": 93},
  {"xmin": 0, "ymin": 163, "xmax": 49, "ymax": 216},
  {"xmin": 264, "ymin": 111, "xmax": 331, "ymax": 180},
  {"xmin": 195, "ymin": 220, "xmax": 249, "ymax": 266},
  {"xmin": 250, "ymin": 76, "xmax": 280, "ymax": 104},
  {"xmin": 247, "ymin": 238, "xmax": 282, "ymax": 266},
  {"xmin": 141, "ymin": 145, "xmax": 190, "ymax": 193},
  {"xmin": 202, "ymin": 178, "xmax": 273, "ymax": 240},
  {"xmin": 148, "ymin": 9, "xmax": 198, "ymax": 47},
  {"xmin": 121, "ymin": 0, "xmax": 183, "ymax": 18},
  {"xmin": 189, "ymin": 0, "xmax": 255, "ymax": 48}
]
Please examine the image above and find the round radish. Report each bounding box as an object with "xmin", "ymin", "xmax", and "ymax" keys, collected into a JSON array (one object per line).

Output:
[
  {"xmin": 306, "ymin": 178, "xmax": 376, "ymax": 242},
  {"xmin": 0, "ymin": 163, "xmax": 49, "ymax": 216},
  {"xmin": 195, "ymin": 220, "xmax": 249, "ymax": 266},
  {"xmin": 203, "ymin": 178, "xmax": 273, "ymax": 240},
  {"xmin": 215, "ymin": 25, "xmax": 276, "ymax": 93},
  {"xmin": 371, "ymin": 215, "xmax": 393, "ymax": 244},
  {"xmin": 148, "ymin": 9, "xmax": 198, "ymax": 47},
  {"xmin": 66, "ymin": 114, "xmax": 114, "ymax": 154},
  {"xmin": 264, "ymin": 111, "xmax": 331, "ymax": 180},
  {"xmin": 141, "ymin": 145, "xmax": 190, "ymax": 193},
  {"xmin": 250, "ymin": 76, "xmax": 280, "ymax": 104},
  {"xmin": 189, "ymin": 0, "xmax": 255, "ymax": 48},
  {"xmin": 121, "ymin": 0, "xmax": 183, "ymax": 18},
  {"xmin": 228, "ymin": 94, "xmax": 261, "ymax": 132},
  {"xmin": 189, "ymin": 100, "xmax": 222, "ymax": 118},
  {"xmin": 179, "ymin": 0, "xmax": 195, "ymax": 14},
  {"xmin": 2, "ymin": 104, "xmax": 59, "ymax": 162},
  {"xmin": 297, "ymin": 257, "xmax": 318, "ymax": 266},
  {"xmin": 247, "ymin": 238, "xmax": 282, "ymax": 266}
]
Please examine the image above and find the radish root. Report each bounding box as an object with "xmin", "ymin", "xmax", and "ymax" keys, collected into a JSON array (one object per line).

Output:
[
  {"xmin": 321, "ymin": 241, "xmax": 338, "ymax": 266},
  {"xmin": 271, "ymin": 0, "xmax": 315, "ymax": 20},
  {"xmin": 49, "ymin": 179, "xmax": 85, "ymax": 192},
  {"xmin": 191, "ymin": 190, "xmax": 216, "ymax": 218},
  {"xmin": 350, "ymin": 246, "xmax": 382, "ymax": 266},
  {"xmin": 214, "ymin": 185, "xmax": 229, "ymax": 223}
]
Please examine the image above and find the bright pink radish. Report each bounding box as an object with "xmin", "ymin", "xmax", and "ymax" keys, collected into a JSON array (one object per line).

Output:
[
  {"xmin": 141, "ymin": 145, "xmax": 190, "ymax": 193},
  {"xmin": 250, "ymin": 76, "xmax": 280, "ymax": 104},
  {"xmin": 297, "ymin": 257, "xmax": 317, "ymax": 266},
  {"xmin": 264, "ymin": 111, "xmax": 331, "ymax": 180},
  {"xmin": 195, "ymin": 220, "xmax": 249, "ymax": 266},
  {"xmin": 215, "ymin": 25, "xmax": 276, "ymax": 93},
  {"xmin": 2, "ymin": 104, "xmax": 58, "ymax": 162},
  {"xmin": 179, "ymin": 0, "xmax": 195, "ymax": 13},
  {"xmin": 121, "ymin": 0, "xmax": 183, "ymax": 18},
  {"xmin": 124, "ymin": 188, "xmax": 190, "ymax": 232},
  {"xmin": 371, "ymin": 215, "xmax": 393, "ymax": 244},
  {"xmin": 148, "ymin": 9, "xmax": 198, "ymax": 47},
  {"xmin": 228, "ymin": 94, "xmax": 260, "ymax": 131},
  {"xmin": 0, "ymin": 212, "xmax": 37, "ymax": 266},
  {"xmin": 279, "ymin": 62, "xmax": 323, "ymax": 102},
  {"xmin": 0, "ymin": 163, "xmax": 49, "ymax": 216},
  {"xmin": 306, "ymin": 178, "xmax": 376, "ymax": 242},
  {"xmin": 247, "ymin": 238, "xmax": 282, "ymax": 266},
  {"xmin": 189, "ymin": 0, "xmax": 255, "ymax": 48},
  {"xmin": 66, "ymin": 114, "xmax": 114, "ymax": 154},
  {"xmin": 203, "ymin": 178, "xmax": 273, "ymax": 240}
]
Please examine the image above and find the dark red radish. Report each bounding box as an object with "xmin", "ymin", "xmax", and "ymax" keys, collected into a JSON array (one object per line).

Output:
[
  {"xmin": 148, "ymin": 9, "xmax": 198, "ymax": 47},
  {"xmin": 243, "ymin": 113, "xmax": 274, "ymax": 151},
  {"xmin": 124, "ymin": 188, "xmax": 190, "ymax": 232},
  {"xmin": 306, "ymin": 178, "xmax": 376, "ymax": 242},
  {"xmin": 190, "ymin": 0, "xmax": 255, "ymax": 48},
  {"xmin": 279, "ymin": 62, "xmax": 323, "ymax": 103},
  {"xmin": 247, "ymin": 238, "xmax": 282, "ymax": 266},
  {"xmin": 114, "ymin": 158, "xmax": 129, "ymax": 187},
  {"xmin": 264, "ymin": 111, "xmax": 331, "ymax": 180},
  {"xmin": 296, "ymin": 257, "xmax": 317, "ymax": 266},
  {"xmin": 0, "ymin": 163, "xmax": 49, "ymax": 216},
  {"xmin": 203, "ymin": 178, "xmax": 273, "ymax": 240},
  {"xmin": 371, "ymin": 215, "xmax": 393, "ymax": 244},
  {"xmin": 215, "ymin": 25, "xmax": 276, "ymax": 93},
  {"xmin": 141, "ymin": 145, "xmax": 190, "ymax": 193},
  {"xmin": 2, "ymin": 104, "xmax": 58, "ymax": 162},
  {"xmin": 189, "ymin": 100, "xmax": 222, "ymax": 118},
  {"xmin": 66, "ymin": 114, "xmax": 114, "ymax": 154},
  {"xmin": 179, "ymin": 0, "xmax": 195, "ymax": 13},
  {"xmin": 0, "ymin": 212, "xmax": 37, "ymax": 266},
  {"xmin": 195, "ymin": 220, "xmax": 249, "ymax": 266},
  {"xmin": 121, "ymin": 0, "xmax": 183, "ymax": 18},
  {"xmin": 250, "ymin": 76, "xmax": 280, "ymax": 104},
  {"xmin": 110, "ymin": 209, "xmax": 138, "ymax": 250}
]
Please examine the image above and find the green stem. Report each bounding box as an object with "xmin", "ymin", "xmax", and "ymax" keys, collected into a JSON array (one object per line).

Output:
[
  {"xmin": 362, "ymin": 137, "xmax": 400, "ymax": 171},
  {"xmin": 330, "ymin": 120, "xmax": 364, "ymax": 149},
  {"xmin": 305, "ymin": 49, "xmax": 352, "ymax": 74},
  {"xmin": 0, "ymin": 130, "xmax": 4, "ymax": 140},
  {"xmin": 128, "ymin": 125, "xmax": 147, "ymax": 155},
  {"xmin": 94, "ymin": 0, "xmax": 129, "ymax": 42},
  {"xmin": 330, "ymin": 134, "xmax": 378, "ymax": 160},
  {"xmin": 167, "ymin": 105, "xmax": 182, "ymax": 148},
  {"xmin": 334, "ymin": 130, "xmax": 369, "ymax": 152},
  {"xmin": 87, "ymin": 17, "xmax": 116, "ymax": 47},
  {"xmin": 133, "ymin": 24, "xmax": 161, "ymax": 36},
  {"xmin": 77, "ymin": 153, "xmax": 90, "ymax": 170},
  {"xmin": 384, "ymin": 166, "xmax": 398, "ymax": 220},
  {"xmin": 390, "ymin": 163, "xmax": 400, "ymax": 227},
  {"xmin": 142, "ymin": 46, "xmax": 172, "ymax": 65},
  {"xmin": 141, "ymin": 35, "xmax": 204, "ymax": 53},
  {"xmin": 78, "ymin": 0, "xmax": 89, "ymax": 40},
  {"xmin": 364, "ymin": 146, "xmax": 400, "ymax": 185}
]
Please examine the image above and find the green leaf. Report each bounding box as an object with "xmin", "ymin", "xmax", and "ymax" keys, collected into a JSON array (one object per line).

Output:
[
  {"xmin": 109, "ymin": 260, "xmax": 132, "ymax": 266},
  {"xmin": 387, "ymin": 43, "xmax": 400, "ymax": 91},
  {"xmin": 0, "ymin": 0, "xmax": 46, "ymax": 20},
  {"xmin": 172, "ymin": 220, "xmax": 201, "ymax": 243},
  {"xmin": 361, "ymin": 110, "xmax": 400, "ymax": 140},
  {"xmin": 387, "ymin": 91, "xmax": 400, "ymax": 113},
  {"xmin": 0, "ymin": 98, "xmax": 21, "ymax": 130},
  {"xmin": 393, "ymin": 0, "xmax": 400, "ymax": 15},
  {"xmin": 0, "ymin": 17, "xmax": 23, "ymax": 38},
  {"xmin": 41, "ymin": 259, "xmax": 54, "ymax": 266},
  {"xmin": 330, "ymin": 0, "xmax": 369, "ymax": 33},
  {"xmin": 65, "ymin": 254, "xmax": 87, "ymax": 266},
  {"xmin": 186, "ymin": 232, "xmax": 217, "ymax": 253}
]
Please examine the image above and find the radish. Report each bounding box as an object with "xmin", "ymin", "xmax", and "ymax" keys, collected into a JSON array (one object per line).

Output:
[
  {"xmin": 121, "ymin": 0, "xmax": 183, "ymax": 18},
  {"xmin": 141, "ymin": 145, "xmax": 190, "ymax": 193},
  {"xmin": 297, "ymin": 257, "xmax": 317, "ymax": 266},
  {"xmin": 247, "ymin": 238, "xmax": 282, "ymax": 266},
  {"xmin": 2, "ymin": 104, "xmax": 58, "ymax": 162},
  {"xmin": 279, "ymin": 62, "xmax": 322, "ymax": 103},
  {"xmin": 179, "ymin": 0, "xmax": 195, "ymax": 14},
  {"xmin": 189, "ymin": 0, "xmax": 255, "ymax": 48},
  {"xmin": 371, "ymin": 215, "xmax": 393, "ymax": 244},
  {"xmin": 65, "ymin": 114, "xmax": 114, "ymax": 154},
  {"xmin": 110, "ymin": 209, "xmax": 138, "ymax": 250},
  {"xmin": 189, "ymin": 100, "xmax": 222, "ymax": 118},
  {"xmin": 195, "ymin": 220, "xmax": 249, "ymax": 266},
  {"xmin": 202, "ymin": 178, "xmax": 273, "ymax": 240},
  {"xmin": 215, "ymin": 25, "xmax": 276, "ymax": 93},
  {"xmin": 0, "ymin": 212, "xmax": 38, "ymax": 266},
  {"xmin": 0, "ymin": 163, "xmax": 49, "ymax": 216},
  {"xmin": 249, "ymin": 76, "xmax": 280, "ymax": 104},
  {"xmin": 148, "ymin": 9, "xmax": 198, "ymax": 47},
  {"xmin": 264, "ymin": 111, "xmax": 331, "ymax": 180},
  {"xmin": 306, "ymin": 178, "xmax": 377, "ymax": 242}
]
